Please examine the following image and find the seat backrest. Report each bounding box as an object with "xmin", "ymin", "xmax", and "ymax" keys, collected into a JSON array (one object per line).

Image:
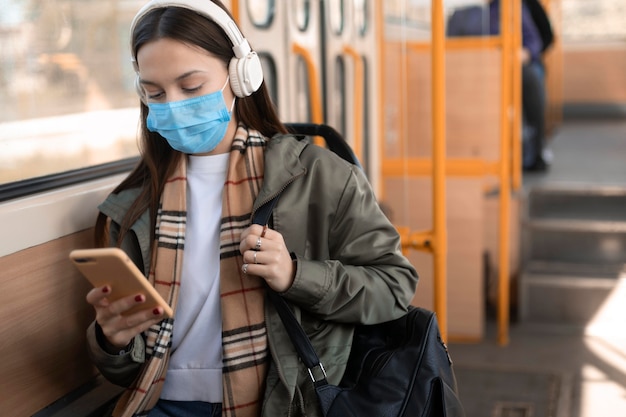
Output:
[{"xmin": 284, "ymin": 123, "xmax": 363, "ymax": 169}]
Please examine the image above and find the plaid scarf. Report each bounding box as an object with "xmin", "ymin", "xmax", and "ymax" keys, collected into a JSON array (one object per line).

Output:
[{"xmin": 113, "ymin": 126, "xmax": 269, "ymax": 417}]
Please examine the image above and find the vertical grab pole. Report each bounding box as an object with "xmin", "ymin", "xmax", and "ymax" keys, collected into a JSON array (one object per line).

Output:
[
  {"xmin": 431, "ymin": 0, "xmax": 448, "ymax": 340},
  {"xmin": 497, "ymin": 0, "xmax": 514, "ymax": 346},
  {"xmin": 511, "ymin": 0, "xmax": 523, "ymax": 191}
]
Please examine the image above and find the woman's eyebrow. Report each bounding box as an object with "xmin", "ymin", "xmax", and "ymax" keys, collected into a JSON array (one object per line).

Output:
[
  {"xmin": 139, "ymin": 70, "xmax": 206, "ymax": 86},
  {"xmin": 175, "ymin": 70, "xmax": 206, "ymax": 81}
]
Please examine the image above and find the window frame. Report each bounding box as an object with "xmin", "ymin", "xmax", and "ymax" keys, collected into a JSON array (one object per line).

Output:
[{"xmin": 0, "ymin": 157, "xmax": 138, "ymax": 203}]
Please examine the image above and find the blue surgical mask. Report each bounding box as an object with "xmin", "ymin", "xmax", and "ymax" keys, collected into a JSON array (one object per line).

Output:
[{"xmin": 146, "ymin": 78, "xmax": 234, "ymax": 154}]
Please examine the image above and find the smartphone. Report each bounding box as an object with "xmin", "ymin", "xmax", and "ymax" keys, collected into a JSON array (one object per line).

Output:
[{"xmin": 70, "ymin": 247, "xmax": 173, "ymax": 318}]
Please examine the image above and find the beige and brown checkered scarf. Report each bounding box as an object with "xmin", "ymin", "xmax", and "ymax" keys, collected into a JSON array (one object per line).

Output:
[{"xmin": 113, "ymin": 126, "xmax": 269, "ymax": 417}]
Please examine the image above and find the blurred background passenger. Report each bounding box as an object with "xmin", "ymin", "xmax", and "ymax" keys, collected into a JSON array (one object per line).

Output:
[{"xmin": 448, "ymin": 0, "xmax": 554, "ymax": 171}]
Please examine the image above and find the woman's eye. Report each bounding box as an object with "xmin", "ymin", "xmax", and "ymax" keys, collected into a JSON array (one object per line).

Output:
[
  {"xmin": 146, "ymin": 91, "xmax": 164, "ymax": 100},
  {"xmin": 183, "ymin": 85, "xmax": 202, "ymax": 94}
]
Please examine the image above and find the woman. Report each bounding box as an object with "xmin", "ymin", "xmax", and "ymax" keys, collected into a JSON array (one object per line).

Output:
[{"xmin": 85, "ymin": 1, "xmax": 418, "ymax": 416}]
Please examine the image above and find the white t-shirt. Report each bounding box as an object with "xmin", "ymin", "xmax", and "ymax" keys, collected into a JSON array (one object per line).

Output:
[{"xmin": 160, "ymin": 153, "xmax": 229, "ymax": 403}]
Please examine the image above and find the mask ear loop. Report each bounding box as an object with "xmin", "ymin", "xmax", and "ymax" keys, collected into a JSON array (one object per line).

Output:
[{"xmin": 221, "ymin": 76, "xmax": 236, "ymax": 112}]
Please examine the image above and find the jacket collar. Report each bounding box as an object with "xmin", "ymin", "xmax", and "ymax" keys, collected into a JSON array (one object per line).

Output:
[{"xmin": 253, "ymin": 133, "xmax": 308, "ymax": 212}]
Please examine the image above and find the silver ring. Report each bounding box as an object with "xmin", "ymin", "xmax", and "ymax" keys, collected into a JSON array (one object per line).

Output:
[
  {"xmin": 254, "ymin": 237, "xmax": 262, "ymax": 251},
  {"xmin": 242, "ymin": 263, "xmax": 248, "ymax": 274},
  {"xmin": 253, "ymin": 251, "xmax": 258, "ymax": 264}
]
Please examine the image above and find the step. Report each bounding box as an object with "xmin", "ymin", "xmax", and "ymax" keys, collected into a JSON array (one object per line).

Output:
[
  {"xmin": 528, "ymin": 186, "xmax": 626, "ymax": 222},
  {"xmin": 524, "ymin": 219, "xmax": 626, "ymax": 265},
  {"xmin": 525, "ymin": 260, "xmax": 625, "ymax": 278},
  {"xmin": 519, "ymin": 272, "xmax": 618, "ymax": 325}
]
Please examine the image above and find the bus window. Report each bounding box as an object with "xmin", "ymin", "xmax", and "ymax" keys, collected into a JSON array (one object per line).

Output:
[
  {"xmin": 247, "ymin": 0, "xmax": 275, "ymax": 28},
  {"xmin": 355, "ymin": 0, "xmax": 369, "ymax": 36},
  {"xmin": 328, "ymin": 0, "xmax": 345, "ymax": 36},
  {"xmin": 293, "ymin": 0, "xmax": 311, "ymax": 32},
  {"xmin": 332, "ymin": 56, "xmax": 347, "ymax": 136},
  {"xmin": 0, "ymin": 0, "xmax": 143, "ymax": 186}
]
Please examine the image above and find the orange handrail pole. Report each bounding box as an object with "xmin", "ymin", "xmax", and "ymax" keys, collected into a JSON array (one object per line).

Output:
[
  {"xmin": 431, "ymin": 0, "xmax": 448, "ymax": 341},
  {"xmin": 511, "ymin": 0, "xmax": 523, "ymax": 191},
  {"xmin": 375, "ymin": 0, "xmax": 386, "ymax": 200},
  {"xmin": 292, "ymin": 43, "xmax": 323, "ymax": 123},
  {"xmin": 497, "ymin": 0, "xmax": 514, "ymax": 346},
  {"xmin": 230, "ymin": 0, "xmax": 239, "ymax": 22},
  {"xmin": 343, "ymin": 45, "xmax": 364, "ymax": 162},
  {"xmin": 382, "ymin": 157, "xmax": 500, "ymax": 177}
]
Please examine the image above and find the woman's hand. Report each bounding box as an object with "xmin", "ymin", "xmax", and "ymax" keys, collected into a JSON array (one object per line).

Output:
[
  {"xmin": 86, "ymin": 286, "xmax": 165, "ymax": 351},
  {"xmin": 239, "ymin": 225, "xmax": 295, "ymax": 292}
]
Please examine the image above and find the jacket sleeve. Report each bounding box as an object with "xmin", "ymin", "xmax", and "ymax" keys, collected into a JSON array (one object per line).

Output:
[
  {"xmin": 524, "ymin": 0, "xmax": 554, "ymax": 52},
  {"xmin": 281, "ymin": 162, "xmax": 419, "ymax": 325},
  {"xmin": 86, "ymin": 321, "xmax": 145, "ymax": 387}
]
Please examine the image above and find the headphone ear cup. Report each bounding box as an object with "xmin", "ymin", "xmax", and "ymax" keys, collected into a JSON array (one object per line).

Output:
[{"xmin": 229, "ymin": 52, "xmax": 264, "ymax": 98}]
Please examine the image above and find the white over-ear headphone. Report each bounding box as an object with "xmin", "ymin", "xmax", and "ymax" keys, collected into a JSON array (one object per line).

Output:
[{"xmin": 130, "ymin": 0, "xmax": 264, "ymax": 99}]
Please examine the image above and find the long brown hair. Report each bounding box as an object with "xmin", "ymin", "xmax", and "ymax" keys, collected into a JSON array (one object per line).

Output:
[{"xmin": 95, "ymin": 1, "xmax": 287, "ymax": 248}]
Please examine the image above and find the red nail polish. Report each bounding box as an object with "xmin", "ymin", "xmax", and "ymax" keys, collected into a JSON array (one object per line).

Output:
[
  {"xmin": 135, "ymin": 294, "xmax": 144, "ymax": 302},
  {"xmin": 153, "ymin": 308, "xmax": 161, "ymax": 315},
  {"xmin": 102, "ymin": 286, "xmax": 110, "ymax": 294}
]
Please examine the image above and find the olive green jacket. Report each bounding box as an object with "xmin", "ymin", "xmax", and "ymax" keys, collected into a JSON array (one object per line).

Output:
[{"xmin": 86, "ymin": 134, "xmax": 419, "ymax": 417}]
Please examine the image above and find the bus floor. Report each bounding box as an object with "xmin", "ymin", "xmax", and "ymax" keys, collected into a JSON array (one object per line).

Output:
[{"xmin": 448, "ymin": 116, "xmax": 626, "ymax": 417}]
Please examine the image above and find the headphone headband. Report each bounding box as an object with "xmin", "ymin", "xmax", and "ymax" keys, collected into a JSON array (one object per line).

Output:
[
  {"xmin": 130, "ymin": 0, "xmax": 249, "ymax": 59},
  {"xmin": 129, "ymin": 0, "xmax": 263, "ymax": 98}
]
